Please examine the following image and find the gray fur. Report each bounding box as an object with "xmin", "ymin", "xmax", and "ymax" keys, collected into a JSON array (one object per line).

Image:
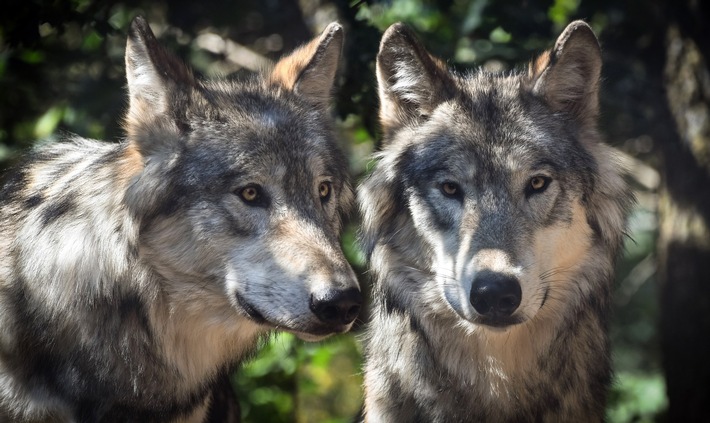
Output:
[
  {"xmin": 360, "ymin": 21, "xmax": 633, "ymax": 422},
  {"xmin": 0, "ymin": 17, "xmax": 360, "ymax": 422}
]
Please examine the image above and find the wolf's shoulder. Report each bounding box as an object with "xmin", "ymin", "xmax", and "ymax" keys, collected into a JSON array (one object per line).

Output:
[
  {"xmin": 29, "ymin": 135, "xmax": 119, "ymax": 161},
  {"xmin": 0, "ymin": 136, "xmax": 126, "ymax": 210}
]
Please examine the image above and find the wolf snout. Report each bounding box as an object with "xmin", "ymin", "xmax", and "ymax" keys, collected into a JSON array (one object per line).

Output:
[
  {"xmin": 310, "ymin": 287, "xmax": 362, "ymax": 326},
  {"xmin": 470, "ymin": 272, "xmax": 522, "ymax": 319}
]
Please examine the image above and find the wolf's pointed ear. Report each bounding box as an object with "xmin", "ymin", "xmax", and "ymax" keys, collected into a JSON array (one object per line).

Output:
[
  {"xmin": 376, "ymin": 23, "xmax": 455, "ymax": 137},
  {"xmin": 269, "ymin": 22, "xmax": 343, "ymax": 108},
  {"xmin": 124, "ymin": 16, "xmax": 196, "ymax": 150},
  {"xmin": 529, "ymin": 20, "xmax": 602, "ymax": 126}
]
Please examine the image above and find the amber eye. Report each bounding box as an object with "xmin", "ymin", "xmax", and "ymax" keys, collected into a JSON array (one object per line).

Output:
[
  {"xmin": 319, "ymin": 181, "xmax": 332, "ymax": 201},
  {"xmin": 237, "ymin": 184, "xmax": 269, "ymax": 207},
  {"xmin": 240, "ymin": 186, "xmax": 259, "ymax": 202},
  {"xmin": 530, "ymin": 176, "xmax": 546, "ymax": 190},
  {"xmin": 441, "ymin": 182, "xmax": 460, "ymax": 198},
  {"xmin": 527, "ymin": 176, "xmax": 551, "ymax": 196}
]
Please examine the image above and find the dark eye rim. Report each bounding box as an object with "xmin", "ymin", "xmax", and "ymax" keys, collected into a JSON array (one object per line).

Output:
[
  {"xmin": 526, "ymin": 175, "xmax": 552, "ymax": 197},
  {"xmin": 440, "ymin": 181, "xmax": 463, "ymax": 199},
  {"xmin": 319, "ymin": 181, "xmax": 332, "ymax": 202},
  {"xmin": 237, "ymin": 184, "xmax": 269, "ymax": 207}
]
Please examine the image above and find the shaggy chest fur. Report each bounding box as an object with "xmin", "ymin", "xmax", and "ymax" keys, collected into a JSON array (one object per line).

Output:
[{"xmin": 363, "ymin": 251, "xmax": 612, "ymax": 422}]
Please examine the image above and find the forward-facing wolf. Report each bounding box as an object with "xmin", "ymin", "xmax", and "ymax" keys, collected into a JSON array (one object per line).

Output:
[
  {"xmin": 0, "ymin": 16, "xmax": 362, "ymax": 422},
  {"xmin": 359, "ymin": 21, "xmax": 633, "ymax": 422}
]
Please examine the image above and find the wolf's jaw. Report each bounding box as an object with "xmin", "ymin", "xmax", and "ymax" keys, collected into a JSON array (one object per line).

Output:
[{"xmin": 289, "ymin": 331, "xmax": 333, "ymax": 342}]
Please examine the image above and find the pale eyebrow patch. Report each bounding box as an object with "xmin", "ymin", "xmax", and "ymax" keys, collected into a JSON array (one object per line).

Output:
[
  {"xmin": 531, "ymin": 159, "xmax": 560, "ymax": 173},
  {"xmin": 304, "ymin": 149, "xmax": 338, "ymax": 181}
]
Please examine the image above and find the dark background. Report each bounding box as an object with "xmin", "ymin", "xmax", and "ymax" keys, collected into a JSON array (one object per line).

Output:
[{"xmin": 1, "ymin": 0, "xmax": 708, "ymax": 421}]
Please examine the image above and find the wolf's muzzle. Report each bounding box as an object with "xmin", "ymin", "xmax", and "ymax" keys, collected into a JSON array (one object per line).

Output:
[
  {"xmin": 470, "ymin": 271, "xmax": 522, "ymax": 320},
  {"xmin": 309, "ymin": 287, "xmax": 362, "ymax": 326}
]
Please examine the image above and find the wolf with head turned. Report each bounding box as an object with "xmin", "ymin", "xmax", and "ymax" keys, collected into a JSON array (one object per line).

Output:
[
  {"xmin": 0, "ymin": 16, "xmax": 361, "ymax": 422},
  {"xmin": 359, "ymin": 21, "xmax": 633, "ymax": 422}
]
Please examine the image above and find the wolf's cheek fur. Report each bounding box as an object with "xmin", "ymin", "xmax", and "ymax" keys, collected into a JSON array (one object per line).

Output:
[
  {"xmin": 406, "ymin": 187, "xmax": 471, "ymax": 317},
  {"xmin": 530, "ymin": 200, "xmax": 595, "ymax": 309},
  {"xmin": 407, "ymin": 190, "xmax": 460, "ymax": 249}
]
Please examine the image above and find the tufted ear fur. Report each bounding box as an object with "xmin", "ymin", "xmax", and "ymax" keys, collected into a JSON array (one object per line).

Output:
[
  {"xmin": 269, "ymin": 22, "xmax": 344, "ymax": 108},
  {"xmin": 376, "ymin": 23, "xmax": 455, "ymax": 139},
  {"xmin": 124, "ymin": 16, "xmax": 197, "ymax": 155},
  {"xmin": 529, "ymin": 20, "xmax": 602, "ymax": 127}
]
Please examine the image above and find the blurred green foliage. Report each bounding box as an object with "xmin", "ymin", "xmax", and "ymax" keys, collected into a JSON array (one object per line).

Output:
[
  {"xmin": 234, "ymin": 332, "xmax": 364, "ymax": 422},
  {"xmin": 0, "ymin": 0, "xmax": 675, "ymax": 421}
]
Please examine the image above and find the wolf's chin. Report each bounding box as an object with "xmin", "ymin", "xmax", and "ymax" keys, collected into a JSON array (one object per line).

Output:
[
  {"xmin": 287, "ymin": 320, "xmax": 354, "ymax": 341},
  {"xmin": 290, "ymin": 331, "xmax": 333, "ymax": 342}
]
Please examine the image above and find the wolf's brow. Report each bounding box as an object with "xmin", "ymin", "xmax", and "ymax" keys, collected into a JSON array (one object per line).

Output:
[{"xmin": 531, "ymin": 159, "xmax": 560, "ymax": 172}]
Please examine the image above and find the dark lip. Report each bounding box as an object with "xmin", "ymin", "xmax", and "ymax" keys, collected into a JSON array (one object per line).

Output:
[
  {"xmin": 235, "ymin": 293, "xmax": 266, "ymax": 324},
  {"xmin": 540, "ymin": 285, "xmax": 550, "ymax": 309},
  {"xmin": 234, "ymin": 292, "xmax": 350, "ymax": 335},
  {"xmin": 472, "ymin": 315, "xmax": 524, "ymax": 329}
]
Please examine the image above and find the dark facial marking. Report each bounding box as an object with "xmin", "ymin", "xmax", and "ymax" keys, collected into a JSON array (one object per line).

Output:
[
  {"xmin": 23, "ymin": 193, "xmax": 44, "ymax": 209},
  {"xmin": 41, "ymin": 196, "xmax": 76, "ymax": 226}
]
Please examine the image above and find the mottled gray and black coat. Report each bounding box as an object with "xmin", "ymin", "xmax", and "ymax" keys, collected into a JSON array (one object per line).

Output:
[
  {"xmin": 0, "ymin": 17, "xmax": 361, "ymax": 422},
  {"xmin": 359, "ymin": 21, "xmax": 633, "ymax": 422}
]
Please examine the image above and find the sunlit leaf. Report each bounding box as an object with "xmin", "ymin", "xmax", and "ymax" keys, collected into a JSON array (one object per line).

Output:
[
  {"xmin": 34, "ymin": 106, "xmax": 64, "ymax": 139},
  {"xmin": 548, "ymin": 0, "xmax": 581, "ymax": 29},
  {"xmin": 489, "ymin": 26, "xmax": 511, "ymax": 44},
  {"xmin": 82, "ymin": 30, "xmax": 103, "ymax": 51}
]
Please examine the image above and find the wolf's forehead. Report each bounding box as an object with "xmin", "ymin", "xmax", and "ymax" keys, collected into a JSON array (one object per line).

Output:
[
  {"xmin": 240, "ymin": 100, "xmax": 300, "ymax": 129},
  {"xmin": 421, "ymin": 114, "xmax": 540, "ymax": 168},
  {"xmin": 203, "ymin": 84, "xmax": 318, "ymax": 130},
  {"xmin": 186, "ymin": 124, "xmax": 340, "ymax": 187},
  {"xmin": 408, "ymin": 133, "xmax": 567, "ymax": 193},
  {"xmin": 433, "ymin": 79, "xmax": 565, "ymax": 160}
]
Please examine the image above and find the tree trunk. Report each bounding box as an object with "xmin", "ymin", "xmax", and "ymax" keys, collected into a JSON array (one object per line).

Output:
[{"xmin": 658, "ymin": 4, "xmax": 710, "ymax": 419}]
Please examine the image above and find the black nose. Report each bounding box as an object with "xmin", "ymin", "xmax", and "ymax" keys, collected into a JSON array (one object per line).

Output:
[
  {"xmin": 470, "ymin": 272, "xmax": 522, "ymax": 318},
  {"xmin": 310, "ymin": 287, "xmax": 362, "ymax": 326}
]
